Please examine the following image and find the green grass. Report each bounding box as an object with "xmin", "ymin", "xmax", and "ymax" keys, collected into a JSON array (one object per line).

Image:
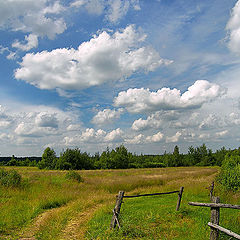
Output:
[
  {"xmin": 0, "ymin": 166, "xmax": 239, "ymax": 239},
  {"xmin": 87, "ymin": 168, "xmax": 240, "ymax": 240}
]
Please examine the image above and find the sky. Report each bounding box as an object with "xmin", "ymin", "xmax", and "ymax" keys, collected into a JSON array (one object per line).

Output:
[{"xmin": 0, "ymin": 0, "xmax": 240, "ymax": 156}]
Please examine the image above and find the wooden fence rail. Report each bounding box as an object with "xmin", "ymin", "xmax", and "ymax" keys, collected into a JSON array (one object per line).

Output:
[
  {"xmin": 110, "ymin": 187, "xmax": 184, "ymax": 229},
  {"xmin": 188, "ymin": 202, "xmax": 240, "ymax": 210},
  {"xmin": 188, "ymin": 197, "xmax": 240, "ymax": 240},
  {"xmin": 123, "ymin": 190, "xmax": 179, "ymax": 198},
  {"xmin": 208, "ymin": 223, "xmax": 240, "ymax": 240}
]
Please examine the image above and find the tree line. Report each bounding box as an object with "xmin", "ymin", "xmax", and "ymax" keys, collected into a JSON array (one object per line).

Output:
[{"xmin": 1, "ymin": 144, "xmax": 239, "ymax": 171}]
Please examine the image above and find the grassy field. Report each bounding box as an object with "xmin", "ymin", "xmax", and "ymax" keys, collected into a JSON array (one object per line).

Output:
[{"xmin": 0, "ymin": 166, "xmax": 239, "ymax": 239}]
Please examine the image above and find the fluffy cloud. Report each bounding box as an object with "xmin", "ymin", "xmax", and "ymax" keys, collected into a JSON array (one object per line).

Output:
[
  {"xmin": 146, "ymin": 131, "xmax": 164, "ymax": 143},
  {"xmin": 66, "ymin": 124, "xmax": 82, "ymax": 131},
  {"xmin": 92, "ymin": 108, "xmax": 124, "ymax": 125},
  {"xmin": 114, "ymin": 80, "xmax": 226, "ymax": 113},
  {"xmin": 226, "ymin": 0, "xmax": 240, "ymax": 54},
  {"xmin": 64, "ymin": 127, "xmax": 123, "ymax": 145},
  {"xmin": 35, "ymin": 112, "xmax": 59, "ymax": 128},
  {"xmin": 13, "ymin": 107, "xmax": 72, "ymax": 138},
  {"xmin": 14, "ymin": 122, "xmax": 58, "ymax": 137},
  {"xmin": 166, "ymin": 131, "xmax": 181, "ymax": 143},
  {"xmin": 125, "ymin": 134, "xmax": 144, "ymax": 144},
  {"xmin": 80, "ymin": 128, "xmax": 106, "ymax": 142},
  {"xmin": 132, "ymin": 112, "xmax": 162, "ymax": 131},
  {"xmin": 15, "ymin": 25, "xmax": 171, "ymax": 90},
  {"xmin": 12, "ymin": 34, "xmax": 38, "ymax": 51},
  {"xmin": 0, "ymin": 103, "xmax": 75, "ymax": 141},
  {"xmin": 0, "ymin": 0, "xmax": 66, "ymax": 39},
  {"xmin": 104, "ymin": 128, "xmax": 123, "ymax": 142},
  {"xmin": 170, "ymin": 113, "xmax": 200, "ymax": 129}
]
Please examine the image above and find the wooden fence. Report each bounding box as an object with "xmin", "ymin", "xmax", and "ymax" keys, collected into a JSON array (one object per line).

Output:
[
  {"xmin": 189, "ymin": 197, "xmax": 240, "ymax": 240},
  {"xmin": 110, "ymin": 182, "xmax": 239, "ymax": 240},
  {"xmin": 110, "ymin": 187, "xmax": 184, "ymax": 229}
]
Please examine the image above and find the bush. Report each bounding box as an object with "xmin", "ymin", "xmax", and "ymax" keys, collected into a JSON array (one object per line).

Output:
[
  {"xmin": 65, "ymin": 170, "xmax": 83, "ymax": 183},
  {"xmin": 142, "ymin": 162, "xmax": 166, "ymax": 168},
  {"xmin": 0, "ymin": 168, "xmax": 22, "ymax": 187},
  {"xmin": 218, "ymin": 155, "xmax": 240, "ymax": 191}
]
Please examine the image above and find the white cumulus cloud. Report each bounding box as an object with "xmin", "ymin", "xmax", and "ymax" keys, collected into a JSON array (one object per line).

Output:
[
  {"xmin": 80, "ymin": 128, "xmax": 106, "ymax": 142},
  {"xmin": 92, "ymin": 108, "xmax": 124, "ymax": 125},
  {"xmin": 146, "ymin": 131, "xmax": 164, "ymax": 143},
  {"xmin": 104, "ymin": 128, "xmax": 123, "ymax": 142},
  {"xmin": 114, "ymin": 80, "xmax": 226, "ymax": 113},
  {"xmin": 166, "ymin": 131, "xmax": 181, "ymax": 143},
  {"xmin": 35, "ymin": 112, "xmax": 59, "ymax": 128},
  {"xmin": 15, "ymin": 25, "xmax": 170, "ymax": 90},
  {"xmin": 125, "ymin": 134, "xmax": 144, "ymax": 144},
  {"xmin": 0, "ymin": 0, "xmax": 66, "ymax": 40},
  {"xmin": 132, "ymin": 112, "xmax": 162, "ymax": 131}
]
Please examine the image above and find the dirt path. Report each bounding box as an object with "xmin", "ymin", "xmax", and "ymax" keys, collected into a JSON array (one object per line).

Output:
[
  {"xmin": 59, "ymin": 203, "xmax": 103, "ymax": 240},
  {"xmin": 16, "ymin": 202, "xmax": 104, "ymax": 240},
  {"xmin": 18, "ymin": 208, "xmax": 61, "ymax": 240}
]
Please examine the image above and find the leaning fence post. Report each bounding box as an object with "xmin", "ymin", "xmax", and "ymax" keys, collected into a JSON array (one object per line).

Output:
[
  {"xmin": 176, "ymin": 187, "xmax": 184, "ymax": 211},
  {"xmin": 209, "ymin": 181, "xmax": 214, "ymax": 201},
  {"xmin": 210, "ymin": 196, "xmax": 220, "ymax": 240},
  {"xmin": 110, "ymin": 191, "xmax": 124, "ymax": 229}
]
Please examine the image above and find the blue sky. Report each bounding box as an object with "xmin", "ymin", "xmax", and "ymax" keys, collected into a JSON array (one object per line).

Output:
[{"xmin": 0, "ymin": 0, "xmax": 240, "ymax": 156}]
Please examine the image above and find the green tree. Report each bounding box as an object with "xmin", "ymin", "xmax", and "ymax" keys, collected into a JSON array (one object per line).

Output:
[
  {"xmin": 98, "ymin": 147, "xmax": 111, "ymax": 169},
  {"xmin": 56, "ymin": 148, "xmax": 92, "ymax": 170},
  {"xmin": 38, "ymin": 147, "xmax": 57, "ymax": 169},
  {"xmin": 112, "ymin": 145, "xmax": 129, "ymax": 169},
  {"xmin": 218, "ymin": 153, "xmax": 240, "ymax": 191},
  {"xmin": 171, "ymin": 145, "xmax": 182, "ymax": 167}
]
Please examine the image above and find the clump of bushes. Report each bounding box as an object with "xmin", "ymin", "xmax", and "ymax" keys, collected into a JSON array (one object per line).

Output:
[
  {"xmin": 0, "ymin": 168, "xmax": 22, "ymax": 187},
  {"xmin": 65, "ymin": 170, "xmax": 83, "ymax": 183},
  {"xmin": 218, "ymin": 154, "xmax": 240, "ymax": 191}
]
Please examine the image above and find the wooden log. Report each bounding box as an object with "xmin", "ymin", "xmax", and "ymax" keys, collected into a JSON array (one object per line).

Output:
[
  {"xmin": 110, "ymin": 191, "xmax": 124, "ymax": 229},
  {"xmin": 176, "ymin": 187, "xmax": 184, "ymax": 211},
  {"xmin": 188, "ymin": 202, "xmax": 240, "ymax": 210},
  {"xmin": 208, "ymin": 223, "xmax": 240, "ymax": 240},
  {"xmin": 123, "ymin": 190, "xmax": 179, "ymax": 198},
  {"xmin": 210, "ymin": 196, "xmax": 220, "ymax": 240}
]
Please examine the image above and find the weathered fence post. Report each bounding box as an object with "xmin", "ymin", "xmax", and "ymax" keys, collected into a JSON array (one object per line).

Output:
[
  {"xmin": 210, "ymin": 196, "xmax": 220, "ymax": 240},
  {"xmin": 176, "ymin": 187, "xmax": 184, "ymax": 211},
  {"xmin": 209, "ymin": 181, "xmax": 214, "ymax": 201},
  {"xmin": 110, "ymin": 191, "xmax": 124, "ymax": 229}
]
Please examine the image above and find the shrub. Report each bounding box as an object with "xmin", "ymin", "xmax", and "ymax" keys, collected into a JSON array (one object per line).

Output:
[
  {"xmin": 0, "ymin": 168, "xmax": 22, "ymax": 187},
  {"xmin": 218, "ymin": 154, "xmax": 240, "ymax": 191},
  {"xmin": 65, "ymin": 170, "xmax": 83, "ymax": 183},
  {"xmin": 142, "ymin": 162, "xmax": 166, "ymax": 168}
]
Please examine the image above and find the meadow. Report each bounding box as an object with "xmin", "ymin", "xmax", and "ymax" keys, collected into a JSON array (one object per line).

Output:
[{"xmin": 0, "ymin": 166, "xmax": 239, "ymax": 239}]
